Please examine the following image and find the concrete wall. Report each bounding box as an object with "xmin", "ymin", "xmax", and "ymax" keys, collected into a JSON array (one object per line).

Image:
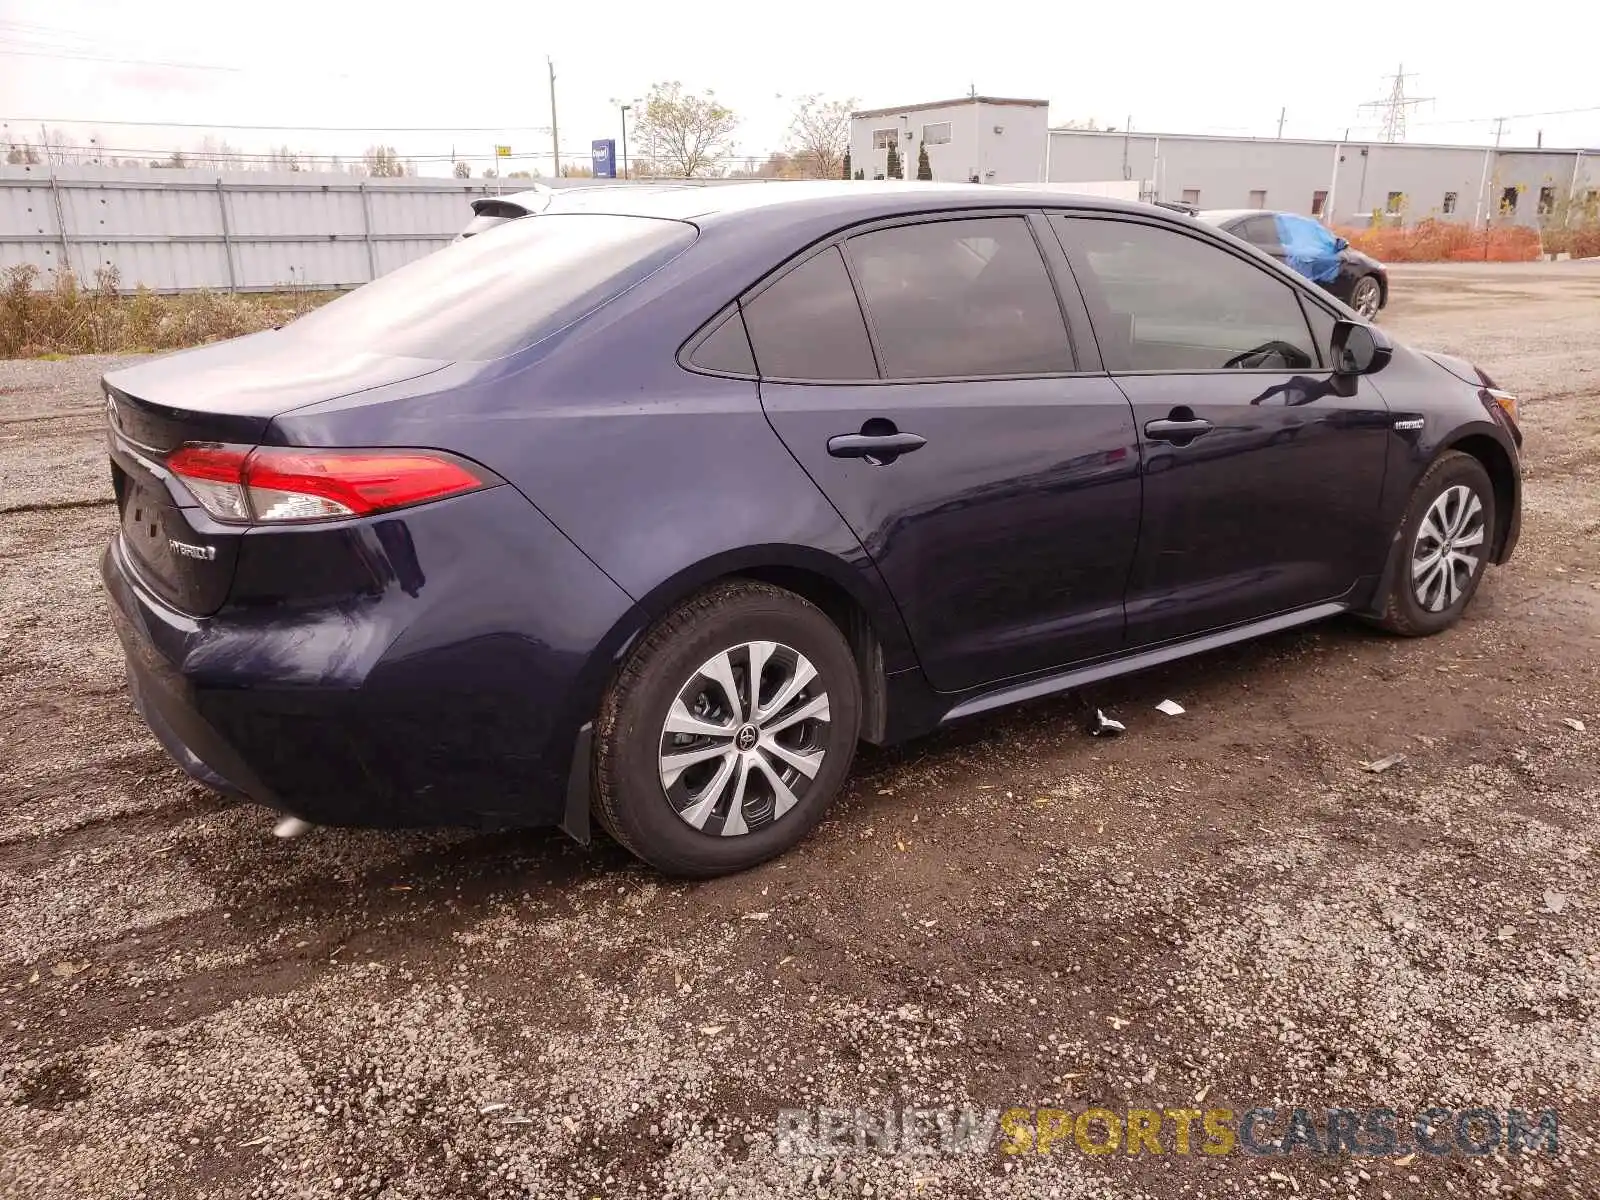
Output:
[
  {"xmin": 850, "ymin": 101, "xmax": 1049, "ymax": 185},
  {"xmin": 1046, "ymin": 130, "xmax": 1599, "ymax": 227},
  {"xmin": 0, "ymin": 166, "xmax": 603, "ymax": 292}
]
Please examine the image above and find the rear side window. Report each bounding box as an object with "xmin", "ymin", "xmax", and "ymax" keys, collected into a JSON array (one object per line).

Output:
[
  {"xmin": 288, "ymin": 214, "xmax": 696, "ymax": 361},
  {"xmin": 742, "ymin": 247, "xmax": 877, "ymax": 381},
  {"xmin": 1055, "ymin": 216, "xmax": 1316, "ymax": 372},
  {"xmin": 689, "ymin": 308, "xmax": 757, "ymax": 376},
  {"xmin": 1236, "ymin": 214, "xmax": 1280, "ymax": 250},
  {"xmin": 845, "ymin": 217, "xmax": 1073, "ymax": 379}
]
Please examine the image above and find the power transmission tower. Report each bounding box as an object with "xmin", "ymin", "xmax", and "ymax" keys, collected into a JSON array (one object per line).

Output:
[{"xmin": 1358, "ymin": 64, "xmax": 1433, "ymax": 142}]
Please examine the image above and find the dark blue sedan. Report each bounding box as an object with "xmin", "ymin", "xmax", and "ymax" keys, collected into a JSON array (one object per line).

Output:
[{"xmin": 101, "ymin": 183, "xmax": 1521, "ymax": 876}]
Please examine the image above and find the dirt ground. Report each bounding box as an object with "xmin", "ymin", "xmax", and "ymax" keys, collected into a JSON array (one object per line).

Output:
[{"xmin": 1, "ymin": 262, "xmax": 1597, "ymax": 1200}]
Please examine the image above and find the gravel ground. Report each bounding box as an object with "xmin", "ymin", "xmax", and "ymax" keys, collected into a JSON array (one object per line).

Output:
[{"xmin": 1, "ymin": 264, "xmax": 1597, "ymax": 1199}]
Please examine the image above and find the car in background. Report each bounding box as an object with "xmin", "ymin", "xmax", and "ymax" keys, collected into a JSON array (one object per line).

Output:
[
  {"xmin": 455, "ymin": 187, "xmax": 556, "ymax": 240},
  {"xmin": 1200, "ymin": 209, "xmax": 1388, "ymax": 319},
  {"xmin": 455, "ymin": 181, "xmax": 737, "ymax": 241},
  {"xmin": 102, "ymin": 183, "xmax": 1520, "ymax": 878}
]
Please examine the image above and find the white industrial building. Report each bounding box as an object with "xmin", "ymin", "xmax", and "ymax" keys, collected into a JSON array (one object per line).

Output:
[
  {"xmin": 1045, "ymin": 129, "xmax": 1598, "ymax": 228},
  {"xmin": 849, "ymin": 96, "xmax": 1597, "ymax": 228},
  {"xmin": 849, "ymin": 96, "xmax": 1049, "ymax": 185}
]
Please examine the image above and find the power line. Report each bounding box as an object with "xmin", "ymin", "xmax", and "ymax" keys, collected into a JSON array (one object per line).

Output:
[{"xmin": 2, "ymin": 116, "xmax": 556, "ymax": 134}]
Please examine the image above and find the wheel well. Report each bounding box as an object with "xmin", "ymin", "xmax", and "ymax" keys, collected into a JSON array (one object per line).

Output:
[
  {"xmin": 735, "ymin": 565, "xmax": 890, "ymax": 744},
  {"xmin": 1446, "ymin": 434, "xmax": 1516, "ymax": 560}
]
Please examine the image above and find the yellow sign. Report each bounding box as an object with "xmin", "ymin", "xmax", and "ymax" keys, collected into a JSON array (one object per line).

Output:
[{"xmin": 494, "ymin": 145, "xmax": 512, "ymax": 157}]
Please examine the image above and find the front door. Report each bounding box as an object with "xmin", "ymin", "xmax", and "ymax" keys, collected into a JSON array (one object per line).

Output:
[
  {"xmin": 1051, "ymin": 214, "xmax": 1392, "ymax": 647},
  {"xmin": 745, "ymin": 215, "xmax": 1142, "ymax": 693}
]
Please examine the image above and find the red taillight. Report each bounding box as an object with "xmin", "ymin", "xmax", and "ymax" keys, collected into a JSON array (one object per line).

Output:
[{"xmin": 166, "ymin": 444, "xmax": 487, "ymax": 524}]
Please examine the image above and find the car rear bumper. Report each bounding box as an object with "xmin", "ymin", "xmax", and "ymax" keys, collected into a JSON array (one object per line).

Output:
[{"xmin": 102, "ymin": 486, "xmax": 641, "ymax": 829}]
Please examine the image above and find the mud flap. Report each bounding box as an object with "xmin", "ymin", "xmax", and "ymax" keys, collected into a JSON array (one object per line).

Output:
[{"xmin": 560, "ymin": 722, "xmax": 594, "ymax": 846}]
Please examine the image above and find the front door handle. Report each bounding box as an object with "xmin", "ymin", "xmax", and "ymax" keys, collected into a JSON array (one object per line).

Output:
[
  {"xmin": 1144, "ymin": 417, "xmax": 1213, "ymax": 443},
  {"xmin": 827, "ymin": 430, "xmax": 927, "ymax": 463}
]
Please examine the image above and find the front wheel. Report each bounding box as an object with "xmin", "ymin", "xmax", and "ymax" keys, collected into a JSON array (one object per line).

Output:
[
  {"xmin": 593, "ymin": 581, "xmax": 861, "ymax": 877},
  {"xmin": 1374, "ymin": 451, "xmax": 1496, "ymax": 636},
  {"xmin": 1350, "ymin": 274, "xmax": 1383, "ymax": 320}
]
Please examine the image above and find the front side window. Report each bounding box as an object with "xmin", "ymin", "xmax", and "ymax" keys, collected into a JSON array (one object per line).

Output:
[
  {"xmin": 845, "ymin": 217, "xmax": 1073, "ymax": 379},
  {"xmin": 1055, "ymin": 217, "xmax": 1317, "ymax": 372},
  {"xmin": 741, "ymin": 246, "xmax": 877, "ymax": 381}
]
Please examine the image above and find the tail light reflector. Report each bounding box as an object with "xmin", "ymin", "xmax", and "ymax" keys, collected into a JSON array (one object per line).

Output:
[{"xmin": 166, "ymin": 444, "xmax": 488, "ymax": 524}]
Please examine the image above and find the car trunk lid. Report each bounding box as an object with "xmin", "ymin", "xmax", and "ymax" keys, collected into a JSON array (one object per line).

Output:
[{"xmin": 103, "ymin": 334, "xmax": 448, "ymax": 617}]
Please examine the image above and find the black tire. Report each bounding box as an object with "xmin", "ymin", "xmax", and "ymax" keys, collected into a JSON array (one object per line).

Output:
[
  {"xmin": 1350, "ymin": 274, "xmax": 1383, "ymax": 321},
  {"xmin": 593, "ymin": 580, "xmax": 861, "ymax": 877},
  {"xmin": 1374, "ymin": 451, "xmax": 1496, "ymax": 636}
]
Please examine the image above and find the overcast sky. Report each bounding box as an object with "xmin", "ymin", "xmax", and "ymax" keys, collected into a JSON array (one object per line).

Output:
[{"xmin": 2, "ymin": 0, "xmax": 1596, "ymax": 177}]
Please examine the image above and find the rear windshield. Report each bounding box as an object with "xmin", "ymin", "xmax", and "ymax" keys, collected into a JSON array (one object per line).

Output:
[
  {"xmin": 458, "ymin": 213, "xmax": 519, "ymax": 238},
  {"xmin": 289, "ymin": 214, "xmax": 696, "ymax": 360}
]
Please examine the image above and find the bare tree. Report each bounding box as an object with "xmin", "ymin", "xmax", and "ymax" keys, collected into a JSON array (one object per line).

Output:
[
  {"xmin": 785, "ymin": 95, "xmax": 855, "ymax": 180},
  {"xmin": 363, "ymin": 145, "xmax": 406, "ymax": 177},
  {"xmin": 632, "ymin": 81, "xmax": 738, "ymax": 178},
  {"xmin": 452, "ymin": 160, "xmax": 471, "ymax": 179},
  {"xmin": 5, "ymin": 140, "xmax": 41, "ymax": 165}
]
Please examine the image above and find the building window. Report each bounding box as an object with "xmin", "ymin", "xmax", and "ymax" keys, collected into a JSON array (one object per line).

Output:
[
  {"xmin": 922, "ymin": 122, "xmax": 952, "ymax": 145},
  {"xmin": 1538, "ymin": 186, "xmax": 1556, "ymax": 216},
  {"xmin": 1181, "ymin": 188, "xmax": 1200, "ymax": 205},
  {"xmin": 871, "ymin": 128, "xmax": 898, "ymax": 150},
  {"xmin": 1442, "ymin": 192, "xmax": 1458, "ymax": 214},
  {"xmin": 1385, "ymin": 191, "xmax": 1404, "ymax": 214},
  {"xmin": 1311, "ymin": 190, "xmax": 1328, "ymax": 216},
  {"xmin": 1249, "ymin": 189, "xmax": 1267, "ymax": 207}
]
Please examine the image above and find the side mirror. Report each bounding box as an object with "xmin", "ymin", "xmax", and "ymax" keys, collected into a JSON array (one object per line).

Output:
[
  {"xmin": 1333, "ymin": 236, "xmax": 1350, "ymax": 252},
  {"xmin": 1330, "ymin": 319, "xmax": 1393, "ymax": 376}
]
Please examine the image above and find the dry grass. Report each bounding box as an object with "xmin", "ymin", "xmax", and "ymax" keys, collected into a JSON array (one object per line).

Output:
[
  {"xmin": 0, "ymin": 266, "xmax": 338, "ymax": 358},
  {"xmin": 1337, "ymin": 220, "xmax": 1542, "ymax": 263},
  {"xmin": 1337, "ymin": 217, "xmax": 1600, "ymax": 263}
]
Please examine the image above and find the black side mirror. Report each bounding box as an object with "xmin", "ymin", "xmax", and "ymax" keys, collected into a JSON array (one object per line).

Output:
[
  {"xmin": 1331, "ymin": 319, "xmax": 1393, "ymax": 376},
  {"xmin": 1333, "ymin": 236, "xmax": 1350, "ymax": 252}
]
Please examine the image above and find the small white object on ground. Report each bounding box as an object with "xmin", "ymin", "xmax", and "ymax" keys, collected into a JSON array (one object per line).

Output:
[
  {"xmin": 1091, "ymin": 709, "xmax": 1126, "ymax": 737},
  {"xmin": 1155, "ymin": 699, "xmax": 1185, "ymax": 716},
  {"xmin": 1560, "ymin": 717, "xmax": 1586, "ymax": 732},
  {"xmin": 1542, "ymin": 890, "xmax": 1570, "ymax": 914},
  {"xmin": 272, "ymin": 816, "xmax": 312, "ymax": 839},
  {"xmin": 1362, "ymin": 753, "xmax": 1407, "ymax": 773}
]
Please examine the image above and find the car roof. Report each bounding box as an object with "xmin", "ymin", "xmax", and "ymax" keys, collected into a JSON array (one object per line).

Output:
[{"xmin": 516, "ymin": 179, "xmax": 1183, "ymax": 226}]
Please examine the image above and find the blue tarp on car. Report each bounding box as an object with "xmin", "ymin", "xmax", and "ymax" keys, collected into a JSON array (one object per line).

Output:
[{"xmin": 1274, "ymin": 213, "xmax": 1342, "ymax": 284}]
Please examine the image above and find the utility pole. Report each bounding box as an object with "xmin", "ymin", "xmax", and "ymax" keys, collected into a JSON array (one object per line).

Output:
[
  {"xmin": 1277, "ymin": 107, "xmax": 1286, "ymax": 138},
  {"xmin": 1358, "ymin": 64, "xmax": 1432, "ymax": 142},
  {"xmin": 1473, "ymin": 117, "xmax": 1507, "ymax": 229},
  {"xmin": 548, "ymin": 57, "xmax": 560, "ymax": 178}
]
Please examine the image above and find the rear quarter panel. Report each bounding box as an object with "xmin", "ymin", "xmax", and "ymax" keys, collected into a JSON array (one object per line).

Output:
[{"xmin": 272, "ymin": 236, "xmax": 919, "ymax": 674}]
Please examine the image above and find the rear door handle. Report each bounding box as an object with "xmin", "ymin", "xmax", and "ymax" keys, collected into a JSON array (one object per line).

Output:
[
  {"xmin": 1144, "ymin": 418, "xmax": 1213, "ymax": 443},
  {"xmin": 826, "ymin": 432, "xmax": 927, "ymax": 461}
]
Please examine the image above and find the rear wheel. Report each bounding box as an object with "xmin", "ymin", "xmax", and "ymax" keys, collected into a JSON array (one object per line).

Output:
[
  {"xmin": 594, "ymin": 581, "xmax": 861, "ymax": 877},
  {"xmin": 1351, "ymin": 274, "xmax": 1383, "ymax": 320},
  {"xmin": 1374, "ymin": 451, "xmax": 1495, "ymax": 636}
]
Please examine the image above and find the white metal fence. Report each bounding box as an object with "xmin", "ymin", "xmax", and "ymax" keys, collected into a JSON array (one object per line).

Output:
[{"xmin": 0, "ymin": 166, "xmax": 600, "ymax": 294}]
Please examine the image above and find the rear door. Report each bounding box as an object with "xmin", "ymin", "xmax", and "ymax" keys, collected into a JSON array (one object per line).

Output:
[
  {"xmin": 1051, "ymin": 213, "xmax": 1391, "ymax": 647},
  {"xmin": 750, "ymin": 212, "xmax": 1142, "ymax": 693}
]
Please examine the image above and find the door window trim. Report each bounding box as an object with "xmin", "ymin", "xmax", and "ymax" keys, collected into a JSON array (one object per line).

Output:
[
  {"xmin": 685, "ymin": 207, "xmax": 1104, "ymax": 386},
  {"xmin": 1049, "ymin": 211, "xmax": 1334, "ymax": 378}
]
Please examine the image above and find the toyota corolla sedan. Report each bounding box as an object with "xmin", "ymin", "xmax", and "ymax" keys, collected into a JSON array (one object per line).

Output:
[{"xmin": 101, "ymin": 183, "xmax": 1522, "ymax": 877}]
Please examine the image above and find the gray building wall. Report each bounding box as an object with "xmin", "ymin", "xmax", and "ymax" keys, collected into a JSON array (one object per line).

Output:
[{"xmin": 1046, "ymin": 130, "xmax": 1598, "ymax": 227}]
